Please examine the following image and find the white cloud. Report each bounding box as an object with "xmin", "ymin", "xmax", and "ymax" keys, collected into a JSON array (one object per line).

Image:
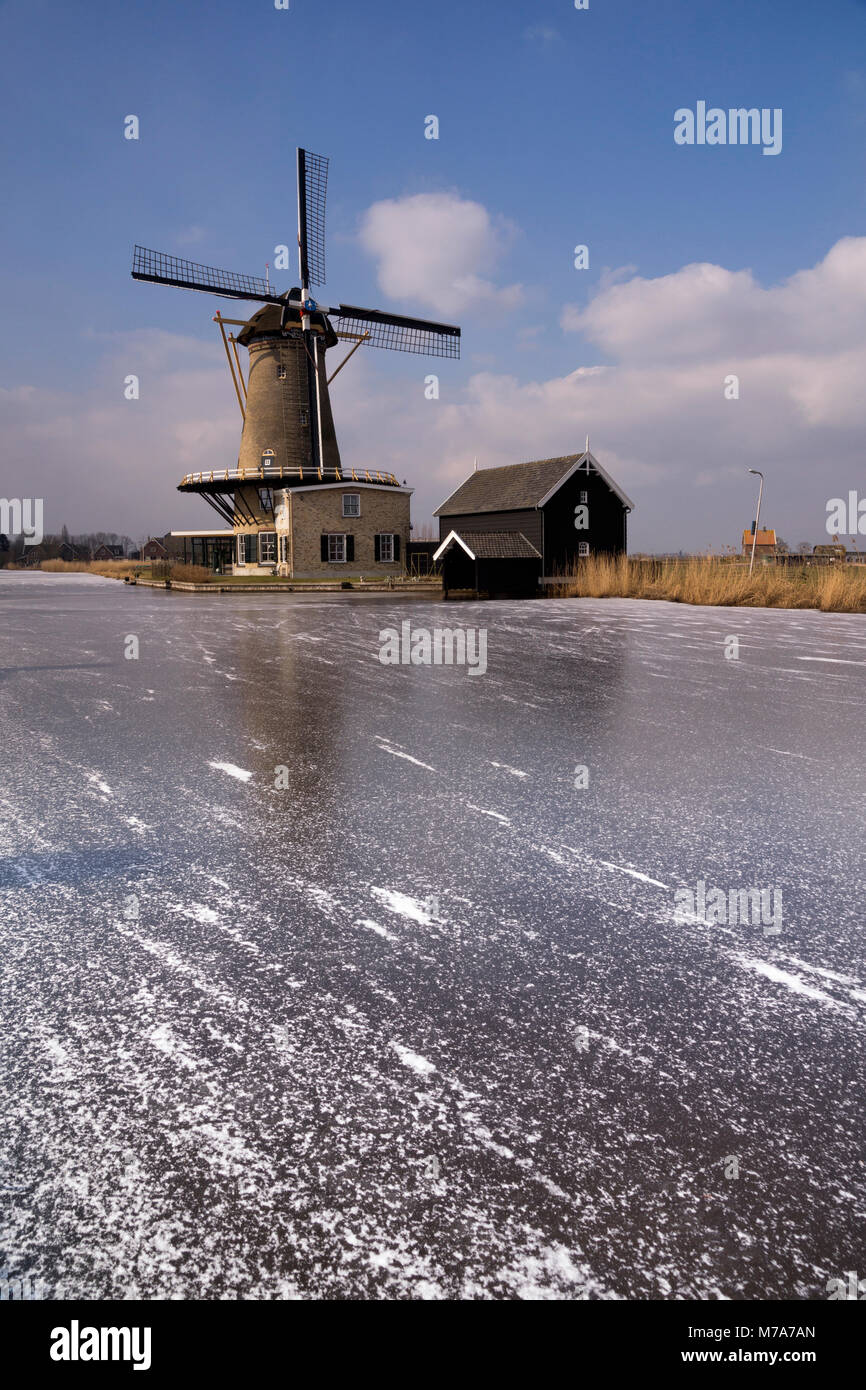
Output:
[
  {"xmin": 523, "ymin": 26, "xmax": 560, "ymax": 44},
  {"xmin": 334, "ymin": 237, "xmax": 866, "ymax": 547},
  {"xmin": 0, "ymin": 330, "xmax": 234, "ymax": 538},
  {"xmin": 5, "ymin": 239, "xmax": 866, "ymax": 552},
  {"xmin": 561, "ymin": 237, "xmax": 866, "ymax": 360},
  {"xmin": 358, "ymin": 193, "xmax": 522, "ymax": 318}
]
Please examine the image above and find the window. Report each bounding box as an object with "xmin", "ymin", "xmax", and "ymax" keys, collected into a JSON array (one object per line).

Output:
[
  {"xmin": 342, "ymin": 493, "xmax": 361, "ymax": 518},
  {"xmin": 578, "ymin": 541, "xmax": 590, "ymax": 557},
  {"xmin": 236, "ymin": 533, "xmax": 254, "ymax": 565},
  {"xmin": 276, "ymin": 363, "xmax": 286, "ymax": 380},
  {"xmin": 261, "ymin": 450, "xmax": 275, "ymax": 472},
  {"xmin": 321, "ymin": 534, "xmax": 354, "ymax": 564},
  {"xmin": 375, "ymin": 533, "xmax": 400, "ymax": 563},
  {"xmin": 258, "ymin": 532, "xmax": 276, "ymax": 564},
  {"xmin": 299, "ymin": 407, "xmax": 309, "ymax": 427},
  {"xmin": 258, "ymin": 488, "xmax": 273, "ymax": 513},
  {"xmin": 579, "ymin": 490, "xmax": 588, "ymax": 504}
]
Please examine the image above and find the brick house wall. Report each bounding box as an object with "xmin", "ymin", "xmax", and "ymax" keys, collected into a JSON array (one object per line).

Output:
[{"xmin": 290, "ymin": 484, "xmax": 410, "ymax": 577}]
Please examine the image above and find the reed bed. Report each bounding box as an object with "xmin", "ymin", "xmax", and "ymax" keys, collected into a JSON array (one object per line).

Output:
[
  {"xmin": 34, "ymin": 558, "xmax": 144, "ymax": 579},
  {"xmin": 551, "ymin": 555, "xmax": 866, "ymax": 613}
]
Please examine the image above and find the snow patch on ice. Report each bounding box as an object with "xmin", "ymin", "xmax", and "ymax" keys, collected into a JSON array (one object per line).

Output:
[
  {"xmin": 373, "ymin": 738, "xmax": 436, "ymax": 773},
  {"xmin": 467, "ymin": 803, "xmax": 511, "ymax": 824},
  {"xmin": 371, "ymin": 887, "xmax": 437, "ymax": 925},
  {"xmin": 390, "ymin": 1041, "xmax": 436, "ymax": 1075},
  {"xmin": 598, "ymin": 861, "xmax": 669, "ymax": 888},
  {"xmin": 734, "ymin": 955, "xmax": 850, "ymax": 1012},
  {"xmin": 208, "ymin": 761, "xmax": 253, "ymax": 782},
  {"xmin": 356, "ymin": 918, "xmax": 399, "ymax": 943}
]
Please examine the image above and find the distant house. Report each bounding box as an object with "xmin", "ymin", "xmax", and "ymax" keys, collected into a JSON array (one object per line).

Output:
[
  {"xmin": 93, "ymin": 544, "xmax": 125, "ymax": 561},
  {"xmin": 21, "ymin": 542, "xmax": 58, "ymax": 566},
  {"xmin": 813, "ymin": 542, "xmax": 847, "ymax": 560},
  {"xmin": 140, "ymin": 536, "xmax": 170, "ymax": 560},
  {"xmin": 742, "ymin": 529, "xmax": 777, "ymax": 557},
  {"xmin": 434, "ymin": 450, "xmax": 633, "ymax": 596},
  {"xmin": 59, "ymin": 541, "xmax": 90, "ymax": 562}
]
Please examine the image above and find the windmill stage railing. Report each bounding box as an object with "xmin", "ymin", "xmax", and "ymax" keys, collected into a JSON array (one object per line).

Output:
[{"xmin": 178, "ymin": 464, "xmax": 401, "ymax": 489}]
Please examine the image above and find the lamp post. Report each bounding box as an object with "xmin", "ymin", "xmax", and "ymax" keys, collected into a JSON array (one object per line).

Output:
[{"xmin": 748, "ymin": 469, "xmax": 764, "ymax": 576}]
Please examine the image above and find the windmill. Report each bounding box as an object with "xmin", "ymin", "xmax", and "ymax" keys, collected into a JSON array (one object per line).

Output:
[{"xmin": 132, "ymin": 148, "xmax": 460, "ymax": 526}]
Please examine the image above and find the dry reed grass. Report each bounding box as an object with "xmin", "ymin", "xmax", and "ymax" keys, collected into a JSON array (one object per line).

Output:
[
  {"xmin": 166, "ymin": 563, "xmax": 212, "ymax": 584},
  {"xmin": 552, "ymin": 555, "xmax": 866, "ymax": 613},
  {"xmin": 35, "ymin": 558, "xmax": 143, "ymax": 578}
]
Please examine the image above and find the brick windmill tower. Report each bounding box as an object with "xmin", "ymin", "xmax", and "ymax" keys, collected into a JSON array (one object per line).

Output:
[{"xmin": 132, "ymin": 149, "xmax": 460, "ymax": 577}]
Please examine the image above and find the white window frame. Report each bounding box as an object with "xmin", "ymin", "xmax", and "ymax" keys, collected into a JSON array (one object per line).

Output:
[
  {"xmin": 379, "ymin": 532, "xmax": 394, "ymax": 563},
  {"xmin": 258, "ymin": 531, "xmax": 276, "ymax": 564},
  {"xmin": 342, "ymin": 493, "xmax": 361, "ymax": 518},
  {"xmin": 236, "ymin": 534, "xmax": 254, "ymax": 566},
  {"xmin": 578, "ymin": 541, "xmax": 590, "ymax": 557},
  {"xmin": 328, "ymin": 533, "xmax": 347, "ymax": 563}
]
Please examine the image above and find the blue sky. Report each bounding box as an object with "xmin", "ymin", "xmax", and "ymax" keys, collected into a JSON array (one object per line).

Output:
[{"xmin": 2, "ymin": 0, "xmax": 866, "ymax": 548}]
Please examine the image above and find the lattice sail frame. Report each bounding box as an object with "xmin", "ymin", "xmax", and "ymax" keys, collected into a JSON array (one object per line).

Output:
[
  {"xmin": 299, "ymin": 150, "xmax": 329, "ymax": 288},
  {"xmin": 332, "ymin": 306, "xmax": 461, "ymax": 358},
  {"xmin": 131, "ymin": 246, "xmax": 283, "ymax": 304}
]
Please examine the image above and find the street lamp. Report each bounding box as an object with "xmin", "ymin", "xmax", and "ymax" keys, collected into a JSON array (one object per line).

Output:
[{"xmin": 748, "ymin": 469, "xmax": 764, "ymax": 576}]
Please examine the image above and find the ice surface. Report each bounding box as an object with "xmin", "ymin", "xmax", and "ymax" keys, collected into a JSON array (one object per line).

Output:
[{"xmin": 0, "ymin": 571, "xmax": 863, "ymax": 1300}]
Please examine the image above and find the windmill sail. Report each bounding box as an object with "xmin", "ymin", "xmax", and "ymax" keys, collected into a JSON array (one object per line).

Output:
[
  {"xmin": 332, "ymin": 304, "xmax": 461, "ymax": 357},
  {"xmin": 297, "ymin": 149, "xmax": 329, "ymax": 289},
  {"xmin": 132, "ymin": 246, "xmax": 283, "ymax": 304}
]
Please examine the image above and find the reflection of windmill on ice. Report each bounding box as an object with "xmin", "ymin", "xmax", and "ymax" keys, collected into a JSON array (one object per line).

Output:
[{"xmin": 131, "ymin": 149, "xmax": 461, "ymax": 576}]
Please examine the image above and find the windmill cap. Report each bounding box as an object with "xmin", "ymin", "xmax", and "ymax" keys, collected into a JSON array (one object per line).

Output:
[{"xmin": 238, "ymin": 297, "xmax": 338, "ymax": 347}]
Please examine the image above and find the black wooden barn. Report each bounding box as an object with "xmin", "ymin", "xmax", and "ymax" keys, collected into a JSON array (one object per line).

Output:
[{"xmin": 433, "ymin": 451, "xmax": 633, "ymax": 597}]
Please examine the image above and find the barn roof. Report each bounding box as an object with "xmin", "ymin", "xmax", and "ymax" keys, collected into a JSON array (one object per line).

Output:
[
  {"xmin": 434, "ymin": 452, "xmax": 633, "ymax": 516},
  {"xmin": 433, "ymin": 530, "xmax": 542, "ymax": 562}
]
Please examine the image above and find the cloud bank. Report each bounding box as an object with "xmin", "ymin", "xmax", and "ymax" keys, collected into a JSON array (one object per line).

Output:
[{"xmin": 3, "ymin": 236, "xmax": 866, "ymax": 551}]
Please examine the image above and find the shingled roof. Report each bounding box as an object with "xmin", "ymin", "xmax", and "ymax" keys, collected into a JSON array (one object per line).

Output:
[
  {"xmin": 434, "ymin": 530, "xmax": 542, "ymax": 562},
  {"xmin": 435, "ymin": 457, "xmax": 576, "ymax": 515},
  {"xmin": 434, "ymin": 452, "xmax": 634, "ymax": 516}
]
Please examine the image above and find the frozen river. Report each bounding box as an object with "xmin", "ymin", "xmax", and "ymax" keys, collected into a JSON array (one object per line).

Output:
[{"xmin": 1, "ymin": 571, "xmax": 863, "ymax": 1299}]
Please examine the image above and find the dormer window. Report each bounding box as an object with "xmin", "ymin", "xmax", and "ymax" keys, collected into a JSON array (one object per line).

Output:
[{"xmin": 261, "ymin": 450, "xmax": 276, "ymax": 472}]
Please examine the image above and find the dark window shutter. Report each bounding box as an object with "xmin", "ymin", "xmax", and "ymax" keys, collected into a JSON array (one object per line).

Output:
[
  {"xmin": 374, "ymin": 534, "xmax": 381, "ymax": 562},
  {"xmin": 321, "ymin": 535, "xmax": 328, "ymax": 562},
  {"xmin": 393, "ymin": 534, "xmax": 400, "ymax": 561},
  {"xmin": 346, "ymin": 535, "xmax": 354, "ymax": 563}
]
